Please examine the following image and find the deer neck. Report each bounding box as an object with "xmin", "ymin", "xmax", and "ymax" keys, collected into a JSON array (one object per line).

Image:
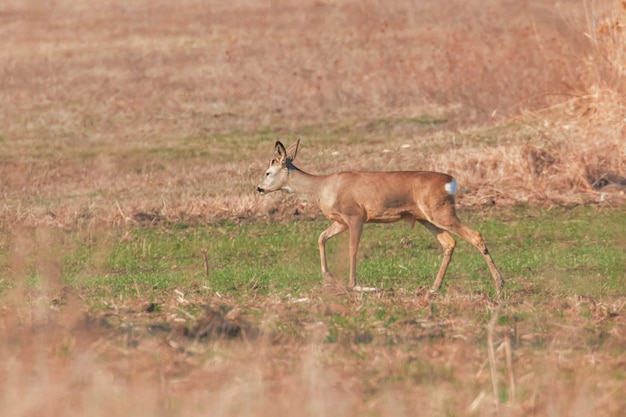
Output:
[{"xmin": 284, "ymin": 162, "xmax": 324, "ymax": 197}]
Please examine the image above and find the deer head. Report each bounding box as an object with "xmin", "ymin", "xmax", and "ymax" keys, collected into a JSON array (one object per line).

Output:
[{"xmin": 256, "ymin": 140, "xmax": 300, "ymax": 194}]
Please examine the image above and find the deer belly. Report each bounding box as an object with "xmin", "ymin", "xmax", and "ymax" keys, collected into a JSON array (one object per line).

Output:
[{"xmin": 366, "ymin": 209, "xmax": 422, "ymax": 224}]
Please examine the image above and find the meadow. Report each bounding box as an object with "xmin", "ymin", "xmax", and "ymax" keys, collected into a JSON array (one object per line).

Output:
[{"xmin": 1, "ymin": 0, "xmax": 626, "ymax": 416}]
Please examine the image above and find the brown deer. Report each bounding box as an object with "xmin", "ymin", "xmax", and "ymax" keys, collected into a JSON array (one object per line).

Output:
[{"xmin": 257, "ymin": 140, "xmax": 504, "ymax": 297}]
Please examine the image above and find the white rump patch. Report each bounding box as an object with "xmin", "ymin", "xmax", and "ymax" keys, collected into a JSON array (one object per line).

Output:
[{"xmin": 445, "ymin": 179, "xmax": 458, "ymax": 195}]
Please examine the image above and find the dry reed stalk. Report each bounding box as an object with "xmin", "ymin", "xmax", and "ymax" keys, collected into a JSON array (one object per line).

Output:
[
  {"xmin": 486, "ymin": 305, "xmax": 501, "ymax": 414},
  {"xmin": 504, "ymin": 334, "xmax": 516, "ymax": 405},
  {"xmin": 201, "ymin": 248, "xmax": 210, "ymax": 277}
]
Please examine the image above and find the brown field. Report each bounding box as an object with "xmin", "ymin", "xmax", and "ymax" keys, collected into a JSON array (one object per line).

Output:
[
  {"xmin": 1, "ymin": 0, "xmax": 626, "ymax": 416},
  {"xmin": 1, "ymin": 0, "xmax": 624, "ymax": 229}
]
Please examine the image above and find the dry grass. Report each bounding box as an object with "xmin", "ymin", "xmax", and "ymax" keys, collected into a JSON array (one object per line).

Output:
[{"xmin": 1, "ymin": 0, "xmax": 624, "ymax": 230}]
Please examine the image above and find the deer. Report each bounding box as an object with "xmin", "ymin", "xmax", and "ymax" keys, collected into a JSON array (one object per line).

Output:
[{"xmin": 256, "ymin": 140, "xmax": 504, "ymax": 298}]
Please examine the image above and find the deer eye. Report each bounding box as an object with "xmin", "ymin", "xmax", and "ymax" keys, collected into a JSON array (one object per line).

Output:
[{"xmin": 266, "ymin": 172, "xmax": 270, "ymax": 176}]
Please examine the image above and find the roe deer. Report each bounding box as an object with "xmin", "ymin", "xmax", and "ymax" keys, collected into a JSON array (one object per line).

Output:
[{"xmin": 256, "ymin": 140, "xmax": 504, "ymax": 297}]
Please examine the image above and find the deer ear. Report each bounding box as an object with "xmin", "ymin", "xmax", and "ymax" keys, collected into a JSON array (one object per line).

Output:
[
  {"xmin": 274, "ymin": 141, "xmax": 287, "ymax": 163},
  {"xmin": 285, "ymin": 139, "xmax": 300, "ymax": 161}
]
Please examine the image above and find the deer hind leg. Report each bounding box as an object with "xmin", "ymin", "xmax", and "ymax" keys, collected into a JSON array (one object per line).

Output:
[
  {"xmin": 318, "ymin": 221, "xmax": 348, "ymax": 281},
  {"xmin": 419, "ymin": 220, "xmax": 456, "ymax": 293},
  {"xmin": 432, "ymin": 212, "xmax": 504, "ymax": 296}
]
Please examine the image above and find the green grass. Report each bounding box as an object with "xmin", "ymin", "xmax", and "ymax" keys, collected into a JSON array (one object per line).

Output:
[
  {"xmin": 2, "ymin": 206, "xmax": 611, "ymax": 305},
  {"xmin": 1, "ymin": 206, "xmax": 624, "ymax": 304}
]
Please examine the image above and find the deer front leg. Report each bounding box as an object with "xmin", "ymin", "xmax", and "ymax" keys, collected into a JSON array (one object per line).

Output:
[
  {"xmin": 318, "ymin": 221, "xmax": 348, "ymax": 281},
  {"xmin": 346, "ymin": 216, "xmax": 364, "ymax": 289}
]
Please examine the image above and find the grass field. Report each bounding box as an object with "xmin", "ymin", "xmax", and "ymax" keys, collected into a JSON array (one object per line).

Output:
[
  {"xmin": 2, "ymin": 207, "xmax": 625, "ymax": 415},
  {"xmin": 1, "ymin": 0, "xmax": 626, "ymax": 416}
]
